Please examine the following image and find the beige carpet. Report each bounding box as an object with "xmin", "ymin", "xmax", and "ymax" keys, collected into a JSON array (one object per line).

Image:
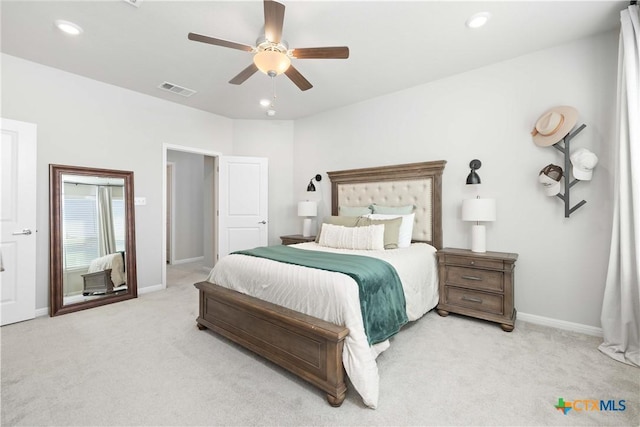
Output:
[{"xmin": 1, "ymin": 263, "xmax": 638, "ymax": 426}]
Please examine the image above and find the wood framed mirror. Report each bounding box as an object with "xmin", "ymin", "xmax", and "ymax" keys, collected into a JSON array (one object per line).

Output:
[{"xmin": 49, "ymin": 164, "xmax": 137, "ymax": 316}]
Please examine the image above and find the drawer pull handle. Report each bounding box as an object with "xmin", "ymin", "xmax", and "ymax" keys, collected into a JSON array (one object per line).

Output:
[
  {"xmin": 461, "ymin": 275, "xmax": 482, "ymax": 281},
  {"xmin": 470, "ymin": 261, "xmax": 475, "ymax": 265},
  {"xmin": 462, "ymin": 296, "xmax": 483, "ymax": 304}
]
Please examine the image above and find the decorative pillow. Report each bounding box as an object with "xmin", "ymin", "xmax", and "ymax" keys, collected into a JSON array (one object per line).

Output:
[
  {"xmin": 356, "ymin": 216, "xmax": 402, "ymax": 249},
  {"xmin": 338, "ymin": 205, "xmax": 373, "ymax": 216},
  {"xmin": 364, "ymin": 213, "xmax": 415, "ymax": 248},
  {"xmin": 370, "ymin": 204, "xmax": 415, "ymax": 215},
  {"xmin": 318, "ymin": 223, "xmax": 385, "ymax": 250},
  {"xmin": 315, "ymin": 216, "xmax": 360, "ymax": 242}
]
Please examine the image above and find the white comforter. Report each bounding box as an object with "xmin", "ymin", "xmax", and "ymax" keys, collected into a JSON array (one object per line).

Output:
[{"xmin": 206, "ymin": 242, "xmax": 439, "ymax": 408}]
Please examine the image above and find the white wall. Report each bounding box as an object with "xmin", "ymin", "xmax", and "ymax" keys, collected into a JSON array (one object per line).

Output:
[
  {"xmin": 2, "ymin": 54, "xmax": 234, "ymax": 310},
  {"xmin": 232, "ymin": 120, "xmax": 295, "ymax": 245},
  {"xmin": 293, "ymin": 31, "xmax": 619, "ymax": 329},
  {"xmin": 167, "ymin": 150, "xmax": 204, "ymax": 262},
  {"xmin": 203, "ymin": 156, "xmax": 216, "ymax": 269},
  {"xmin": 2, "ymin": 29, "xmax": 620, "ymax": 329}
]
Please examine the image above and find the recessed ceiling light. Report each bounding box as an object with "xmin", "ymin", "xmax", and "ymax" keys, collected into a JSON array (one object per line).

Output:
[
  {"xmin": 259, "ymin": 99, "xmax": 271, "ymax": 107},
  {"xmin": 266, "ymin": 109, "xmax": 276, "ymax": 117},
  {"xmin": 55, "ymin": 20, "xmax": 83, "ymax": 36},
  {"xmin": 466, "ymin": 12, "xmax": 491, "ymax": 29}
]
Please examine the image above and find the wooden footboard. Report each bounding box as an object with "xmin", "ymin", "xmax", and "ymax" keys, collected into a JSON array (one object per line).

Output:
[{"xmin": 194, "ymin": 281, "xmax": 349, "ymax": 406}]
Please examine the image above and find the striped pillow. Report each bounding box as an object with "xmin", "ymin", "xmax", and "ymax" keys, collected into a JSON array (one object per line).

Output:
[{"xmin": 318, "ymin": 223, "xmax": 385, "ymax": 250}]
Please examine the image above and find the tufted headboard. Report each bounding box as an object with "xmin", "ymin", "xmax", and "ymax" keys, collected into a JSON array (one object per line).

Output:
[{"xmin": 326, "ymin": 161, "xmax": 446, "ymax": 249}]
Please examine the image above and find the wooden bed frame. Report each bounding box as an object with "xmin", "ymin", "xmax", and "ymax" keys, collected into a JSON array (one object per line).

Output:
[{"xmin": 194, "ymin": 161, "xmax": 446, "ymax": 406}]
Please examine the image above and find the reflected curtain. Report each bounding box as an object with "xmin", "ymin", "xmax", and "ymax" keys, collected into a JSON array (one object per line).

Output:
[
  {"xmin": 599, "ymin": 4, "xmax": 640, "ymax": 367},
  {"xmin": 97, "ymin": 186, "xmax": 116, "ymax": 256}
]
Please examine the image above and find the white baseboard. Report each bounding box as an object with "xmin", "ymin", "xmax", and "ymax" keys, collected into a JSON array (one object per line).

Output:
[
  {"xmin": 518, "ymin": 312, "xmax": 603, "ymax": 337},
  {"xmin": 138, "ymin": 283, "xmax": 164, "ymax": 294},
  {"xmin": 171, "ymin": 256, "xmax": 204, "ymax": 265},
  {"xmin": 35, "ymin": 307, "xmax": 49, "ymax": 318}
]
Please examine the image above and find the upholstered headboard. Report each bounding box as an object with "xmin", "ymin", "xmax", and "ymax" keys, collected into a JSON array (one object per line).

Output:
[{"xmin": 326, "ymin": 161, "xmax": 446, "ymax": 249}]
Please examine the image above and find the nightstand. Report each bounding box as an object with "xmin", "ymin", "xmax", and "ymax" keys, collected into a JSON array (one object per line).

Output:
[
  {"xmin": 280, "ymin": 234, "xmax": 316, "ymax": 245},
  {"xmin": 436, "ymin": 248, "xmax": 518, "ymax": 332}
]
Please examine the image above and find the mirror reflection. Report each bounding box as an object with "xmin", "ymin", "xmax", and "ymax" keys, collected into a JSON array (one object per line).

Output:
[
  {"xmin": 61, "ymin": 174, "xmax": 128, "ymax": 305},
  {"xmin": 50, "ymin": 164, "xmax": 137, "ymax": 316}
]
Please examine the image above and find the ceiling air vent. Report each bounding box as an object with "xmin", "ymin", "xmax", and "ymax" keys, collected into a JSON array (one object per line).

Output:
[{"xmin": 158, "ymin": 82, "xmax": 196, "ymax": 98}]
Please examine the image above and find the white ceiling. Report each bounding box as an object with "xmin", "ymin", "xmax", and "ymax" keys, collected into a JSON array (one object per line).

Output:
[{"xmin": 1, "ymin": 0, "xmax": 627, "ymax": 120}]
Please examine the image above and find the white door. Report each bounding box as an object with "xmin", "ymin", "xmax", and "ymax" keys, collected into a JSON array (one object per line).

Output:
[
  {"xmin": 218, "ymin": 156, "xmax": 268, "ymax": 259},
  {"xmin": 1, "ymin": 118, "xmax": 37, "ymax": 325}
]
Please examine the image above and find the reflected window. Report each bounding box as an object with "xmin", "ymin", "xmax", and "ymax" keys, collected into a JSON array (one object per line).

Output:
[
  {"xmin": 62, "ymin": 193, "xmax": 99, "ymax": 269},
  {"xmin": 62, "ymin": 181, "xmax": 125, "ymax": 270}
]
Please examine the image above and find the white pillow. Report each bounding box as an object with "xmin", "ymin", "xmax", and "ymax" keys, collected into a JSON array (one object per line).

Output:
[
  {"xmin": 364, "ymin": 213, "xmax": 415, "ymax": 248},
  {"xmin": 318, "ymin": 223, "xmax": 385, "ymax": 250}
]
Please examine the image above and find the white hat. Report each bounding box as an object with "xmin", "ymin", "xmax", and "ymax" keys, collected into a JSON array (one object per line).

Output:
[
  {"xmin": 531, "ymin": 106, "xmax": 579, "ymax": 147},
  {"xmin": 570, "ymin": 148, "xmax": 598, "ymax": 181},
  {"xmin": 538, "ymin": 164, "xmax": 563, "ymax": 196}
]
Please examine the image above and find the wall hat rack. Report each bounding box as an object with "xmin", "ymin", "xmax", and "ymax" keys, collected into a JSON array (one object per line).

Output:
[{"xmin": 531, "ymin": 106, "xmax": 592, "ymax": 218}]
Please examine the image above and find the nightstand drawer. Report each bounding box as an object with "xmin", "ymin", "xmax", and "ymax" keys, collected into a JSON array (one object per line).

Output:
[
  {"xmin": 444, "ymin": 255, "xmax": 504, "ymax": 270},
  {"xmin": 444, "ymin": 286, "xmax": 504, "ymax": 315},
  {"xmin": 445, "ymin": 266, "xmax": 503, "ymax": 293}
]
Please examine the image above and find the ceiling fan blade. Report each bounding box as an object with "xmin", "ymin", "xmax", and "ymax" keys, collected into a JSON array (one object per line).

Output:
[
  {"xmin": 264, "ymin": 0, "xmax": 285, "ymax": 43},
  {"xmin": 291, "ymin": 47, "xmax": 349, "ymax": 59},
  {"xmin": 229, "ymin": 63, "xmax": 259, "ymax": 85},
  {"xmin": 284, "ymin": 65, "xmax": 313, "ymax": 91},
  {"xmin": 188, "ymin": 32, "xmax": 253, "ymax": 52}
]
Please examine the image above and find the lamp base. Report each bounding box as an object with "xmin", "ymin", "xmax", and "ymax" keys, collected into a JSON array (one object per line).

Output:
[
  {"xmin": 302, "ymin": 218, "xmax": 312, "ymax": 237},
  {"xmin": 470, "ymin": 224, "xmax": 486, "ymax": 253}
]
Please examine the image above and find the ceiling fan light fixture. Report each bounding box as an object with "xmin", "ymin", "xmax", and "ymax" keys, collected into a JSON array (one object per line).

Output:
[
  {"xmin": 253, "ymin": 50, "xmax": 291, "ymax": 75},
  {"xmin": 259, "ymin": 99, "xmax": 271, "ymax": 107}
]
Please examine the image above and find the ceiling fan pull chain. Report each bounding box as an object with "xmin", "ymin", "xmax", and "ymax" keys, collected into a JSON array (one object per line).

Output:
[{"xmin": 272, "ymin": 75, "xmax": 277, "ymax": 106}]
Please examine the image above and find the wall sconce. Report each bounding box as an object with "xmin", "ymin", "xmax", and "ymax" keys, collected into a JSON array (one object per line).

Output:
[
  {"xmin": 466, "ymin": 159, "xmax": 482, "ymax": 184},
  {"xmin": 307, "ymin": 174, "xmax": 322, "ymax": 192}
]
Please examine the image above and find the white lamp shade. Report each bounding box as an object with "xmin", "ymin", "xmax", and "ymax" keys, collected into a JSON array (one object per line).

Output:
[
  {"xmin": 462, "ymin": 198, "xmax": 496, "ymax": 222},
  {"xmin": 253, "ymin": 51, "xmax": 291, "ymax": 75},
  {"xmin": 297, "ymin": 201, "xmax": 317, "ymax": 217}
]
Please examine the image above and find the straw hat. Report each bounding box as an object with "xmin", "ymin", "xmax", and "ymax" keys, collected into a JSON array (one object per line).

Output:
[{"xmin": 531, "ymin": 106, "xmax": 578, "ymax": 147}]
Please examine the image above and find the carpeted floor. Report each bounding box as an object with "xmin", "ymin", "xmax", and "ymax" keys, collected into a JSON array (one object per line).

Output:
[{"xmin": 1, "ymin": 262, "xmax": 638, "ymax": 426}]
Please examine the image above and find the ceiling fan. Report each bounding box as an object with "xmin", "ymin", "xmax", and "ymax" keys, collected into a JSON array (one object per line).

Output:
[{"xmin": 187, "ymin": 0, "xmax": 349, "ymax": 91}]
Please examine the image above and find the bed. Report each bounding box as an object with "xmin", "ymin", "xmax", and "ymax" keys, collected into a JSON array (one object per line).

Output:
[{"xmin": 194, "ymin": 161, "xmax": 446, "ymax": 408}]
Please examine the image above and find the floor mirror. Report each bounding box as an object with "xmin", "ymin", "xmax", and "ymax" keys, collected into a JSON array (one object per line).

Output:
[{"xmin": 49, "ymin": 164, "xmax": 137, "ymax": 316}]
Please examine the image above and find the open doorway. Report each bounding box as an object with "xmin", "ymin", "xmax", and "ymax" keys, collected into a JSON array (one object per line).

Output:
[{"xmin": 162, "ymin": 144, "xmax": 221, "ymax": 289}]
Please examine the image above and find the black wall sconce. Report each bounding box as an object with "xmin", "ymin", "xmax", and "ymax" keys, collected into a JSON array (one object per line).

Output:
[
  {"xmin": 466, "ymin": 159, "xmax": 482, "ymax": 184},
  {"xmin": 307, "ymin": 174, "xmax": 322, "ymax": 191}
]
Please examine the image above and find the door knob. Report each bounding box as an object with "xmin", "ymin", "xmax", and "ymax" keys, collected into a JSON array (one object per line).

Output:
[
  {"xmin": 12, "ymin": 229, "xmax": 32, "ymax": 236},
  {"xmin": 258, "ymin": 220, "xmax": 267, "ymax": 224}
]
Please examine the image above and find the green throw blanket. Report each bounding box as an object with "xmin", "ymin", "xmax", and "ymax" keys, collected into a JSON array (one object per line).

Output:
[{"xmin": 232, "ymin": 245, "xmax": 408, "ymax": 345}]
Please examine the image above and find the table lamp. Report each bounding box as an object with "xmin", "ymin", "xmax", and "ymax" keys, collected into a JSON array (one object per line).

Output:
[
  {"xmin": 297, "ymin": 201, "xmax": 317, "ymax": 237},
  {"xmin": 462, "ymin": 198, "xmax": 496, "ymax": 253}
]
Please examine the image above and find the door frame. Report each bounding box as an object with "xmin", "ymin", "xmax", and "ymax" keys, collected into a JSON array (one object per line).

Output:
[
  {"xmin": 161, "ymin": 143, "xmax": 221, "ymax": 289},
  {"xmin": 166, "ymin": 161, "xmax": 175, "ymax": 265}
]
